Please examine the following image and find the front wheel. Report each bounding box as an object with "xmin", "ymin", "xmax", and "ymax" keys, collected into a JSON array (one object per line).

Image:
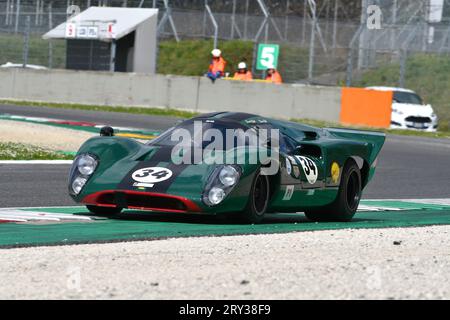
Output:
[
  {"xmin": 238, "ymin": 170, "xmax": 270, "ymax": 224},
  {"xmin": 305, "ymin": 159, "xmax": 362, "ymax": 222},
  {"xmin": 86, "ymin": 205, "xmax": 123, "ymax": 216}
]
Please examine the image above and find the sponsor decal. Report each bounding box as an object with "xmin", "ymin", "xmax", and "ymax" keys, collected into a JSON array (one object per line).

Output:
[
  {"xmin": 288, "ymin": 156, "xmax": 300, "ymax": 178},
  {"xmin": 283, "ymin": 185, "xmax": 295, "ymax": 201},
  {"xmin": 285, "ymin": 158, "xmax": 292, "ymax": 175},
  {"xmin": 295, "ymin": 156, "xmax": 318, "ymax": 185},
  {"xmin": 331, "ymin": 162, "xmax": 340, "ymax": 184},
  {"xmin": 133, "ymin": 182, "xmax": 157, "ymax": 189},
  {"xmin": 132, "ymin": 167, "xmax": 173, "ymax": 185}
]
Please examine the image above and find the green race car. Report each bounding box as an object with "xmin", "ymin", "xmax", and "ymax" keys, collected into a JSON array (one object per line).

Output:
[{"xmin": 68, "ymin": 112, "xmax": 385, "ymax": 223}]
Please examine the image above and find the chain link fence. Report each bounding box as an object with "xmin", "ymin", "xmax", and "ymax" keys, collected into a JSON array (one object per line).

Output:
[{"xmin": 1, "ymin": 0, "xmax": 450, "ymax": 86}]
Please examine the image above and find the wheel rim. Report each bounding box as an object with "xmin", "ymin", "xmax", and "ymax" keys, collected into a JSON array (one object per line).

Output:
[
  {"xmin": 253, "ymin": 174, "xmax": 269, "ymax": 215},
  {"xmin": 346, "ymin": 170, "xmax": 361, "ymax": 211}
]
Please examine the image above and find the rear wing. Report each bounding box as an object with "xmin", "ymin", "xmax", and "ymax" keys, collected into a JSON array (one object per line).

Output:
[{"xmin": 326, "ymin": 128, "xmax": 386, "ymax": 165}]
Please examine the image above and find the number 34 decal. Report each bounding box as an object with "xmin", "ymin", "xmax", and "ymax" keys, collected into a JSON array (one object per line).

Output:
[
  {"xmin": 295, "ymin": 156, "xmax": 318, "ymax": 185},
  {"xmin": 132, "ymin": 167, "xmax": 173, "ymax": 184}
]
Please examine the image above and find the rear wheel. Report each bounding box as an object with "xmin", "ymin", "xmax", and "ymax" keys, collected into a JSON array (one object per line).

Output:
[
  {"xmin": 305, "ymin": 159, "xmax": 361, "ymax": 222},
  {"xmin": 86, "ymin": 205, "xmax": 122, "ymax": 215},
  {"xmin": 239, "ymin": 170, "xmax": 270, "ymax": 224}
]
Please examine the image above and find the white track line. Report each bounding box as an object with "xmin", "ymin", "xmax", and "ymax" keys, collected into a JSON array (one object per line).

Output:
[
  {"xmin": 0, "ymin": 160, "xmax": 73, "ymax": 164},
  {"xmin": 0, "ymin": 209, "xmax": 93, "ymax": 222}
]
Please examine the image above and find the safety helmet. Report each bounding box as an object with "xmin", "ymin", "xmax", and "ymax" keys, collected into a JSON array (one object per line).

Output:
[
  {"xmin": 211, "ymin": 49, "xmax": 222, "ymax": 57},
  {"xmin": 238, "ymin": 62, "xmax": 247, "ymax": 69}
]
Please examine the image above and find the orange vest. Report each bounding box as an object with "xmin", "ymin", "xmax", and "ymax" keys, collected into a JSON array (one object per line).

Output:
[
  {"xmin": 209, "ymin": 57, "xmax": 227, "ymax": 75},
  {"xmin": 265, "ymin": 71, "xmax": 283, "ymax": 84},
  {"xmin": 233, "ymin": 71, "xmax": 253, "ymax": 81}
]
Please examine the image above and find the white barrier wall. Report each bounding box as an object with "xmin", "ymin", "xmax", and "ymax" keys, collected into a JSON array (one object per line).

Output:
[{"xmin": 0, "ymin": 68, "xmax": 341, "ymax": 122}]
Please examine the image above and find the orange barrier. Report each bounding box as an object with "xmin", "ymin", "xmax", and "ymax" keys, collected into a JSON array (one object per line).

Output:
[{"xmin": 340, "ymin": 87, "xmax": 393, "ymax": 128}]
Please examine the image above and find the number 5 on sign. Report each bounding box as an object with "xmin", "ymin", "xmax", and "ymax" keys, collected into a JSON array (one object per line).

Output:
[{"xmin": 256, "ymin": 44, "xmax": 280, "ymax": 70}]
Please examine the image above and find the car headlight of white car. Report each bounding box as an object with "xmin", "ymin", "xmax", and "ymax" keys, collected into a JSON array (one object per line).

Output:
[{"xmin": 392, "ymin": 108, "xmax": 404, "ymax": 115}]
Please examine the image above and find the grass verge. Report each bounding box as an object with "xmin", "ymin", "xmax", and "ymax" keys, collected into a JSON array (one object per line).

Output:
[{"xmin": 0, "ymin": 142, "xmax": 74, "ymax": 160}]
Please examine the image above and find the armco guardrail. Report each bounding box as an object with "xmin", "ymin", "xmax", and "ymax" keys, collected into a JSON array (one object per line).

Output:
[{"xmin": 0, "ymin": 68, "xmax": 341, "ymax": 123}]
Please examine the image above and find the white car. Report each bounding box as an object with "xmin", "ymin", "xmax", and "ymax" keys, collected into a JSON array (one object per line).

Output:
[{"xmin": 367, "ymin": 86, "xmax": 438, "ymax": 132}]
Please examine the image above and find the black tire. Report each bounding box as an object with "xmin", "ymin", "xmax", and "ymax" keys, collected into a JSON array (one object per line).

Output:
[
  {"xmin": 305, "ymin": 159, "xmax": 362, "ymax": 222},
  {"xmin": 239, "ymin": 170, "xmax": 270, "ymax": 224},
  {"xmin": 86, "ymin": 205, "xmax": 122, "ymax": 215}
]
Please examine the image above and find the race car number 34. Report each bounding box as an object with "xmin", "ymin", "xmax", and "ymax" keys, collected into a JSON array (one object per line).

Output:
[{"xmin": 132, "ymin": 167, "xmax": 173, "ymax": 184}]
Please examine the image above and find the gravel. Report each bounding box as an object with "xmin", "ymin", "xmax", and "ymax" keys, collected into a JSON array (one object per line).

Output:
[
  {"xmin": 1, "ymin": 225, "xmax": 449, "ymax": 300},
  {"xmin": 0, "ymin": 120, "xmax": 95, "ymax": 152}
]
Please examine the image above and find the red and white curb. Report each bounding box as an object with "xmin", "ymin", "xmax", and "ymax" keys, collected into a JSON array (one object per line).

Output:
[{"xmin": 1, "ymin": 199, "xmax": 449, "ymax": 224}]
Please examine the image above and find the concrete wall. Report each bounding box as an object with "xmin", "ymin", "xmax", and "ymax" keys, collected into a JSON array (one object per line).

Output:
[{"xmin": 0, "ymin": 68, "xmax": 341, "ymax": 122}]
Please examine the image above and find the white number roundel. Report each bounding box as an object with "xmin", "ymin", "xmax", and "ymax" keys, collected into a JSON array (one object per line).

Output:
[
  {"xmin": 296, "ymin": 156, "xmax": 318, "ymax": 185},
  {"xmin": 132, "ymin": 167, "xmax": 173, "ymax": 184}
]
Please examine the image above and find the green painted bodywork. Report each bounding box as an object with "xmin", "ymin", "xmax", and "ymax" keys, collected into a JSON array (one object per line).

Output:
[{"xmin": 70, "ymin": 113, "xmax": 386, "ymax": 215}]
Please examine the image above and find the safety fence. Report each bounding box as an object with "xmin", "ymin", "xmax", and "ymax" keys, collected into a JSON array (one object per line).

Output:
[{"xmin": 1, "ymin": 0, "xmax": 450, "ymax": 87}]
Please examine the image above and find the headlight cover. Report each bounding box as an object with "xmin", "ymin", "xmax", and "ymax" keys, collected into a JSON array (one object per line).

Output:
[
  {"xmin": 203, "ymin": 165, "xmax": 241, "ymax": 206},
  {"xmin": 69, "ymin": 153, "xmax": 99, "ymax": 195},
  {"xmin": 72, "ymin": 177, "xmax": 88, "ymax": 195},
  {"xmin": 77, "ymin": 154, "xmax": 98, "ymax": 176},
  {"xmin": 219, "ymin": 165, "xmax": 239, "ymax": 187}
]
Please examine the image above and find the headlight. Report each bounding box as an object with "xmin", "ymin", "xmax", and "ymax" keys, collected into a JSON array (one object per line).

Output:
[
  {"xmin": 77, "ymin": 154, "xmax": 98, "ymax": 176},
  {"xmin": 203, "ymin": 165, "xmax": 241, "ymax": 206},
  {"xmin": 72, "ymin": 177, "xmax": 87, "ymax": 195},
  {"xmin": 219, "ymin": 166, "xmax": 239, "ymax": 187},
  {"xmin": 392, "ymin": 108, "xmax": 403, "ymax": 115},
  {"xmin": 68, "ymin": 153, "xmax": 99, "ymax": 196},
  {"xmin": 208, "ymin": 187, "xmax": 226, "ymax": 205}
]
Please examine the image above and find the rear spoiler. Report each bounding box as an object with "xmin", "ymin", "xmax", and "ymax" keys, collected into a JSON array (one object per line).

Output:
[{"xmin": 326, "ymin": 127, "xmax": 386, "ymax": 165}]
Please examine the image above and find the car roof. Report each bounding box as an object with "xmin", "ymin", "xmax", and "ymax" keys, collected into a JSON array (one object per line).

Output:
[
  {"xmin": 366, "ymin": 86, "xmax": 416, "ymax": 94},
  {"xmin": 192, "ymin": 112, "xmax": 260, "ymax": 122}
]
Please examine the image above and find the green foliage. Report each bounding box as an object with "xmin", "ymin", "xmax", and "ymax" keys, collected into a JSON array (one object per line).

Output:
[
  {"xmin": 354, "ymin": 54, "xmax": 450, "ymax": 131},
  {"xmin": 158, "ymin": 39, "xmax": 254, "ymax": 76},
  {"xmin": 0, "ymin": 142, "xmax": 73, "ymax": 160}
]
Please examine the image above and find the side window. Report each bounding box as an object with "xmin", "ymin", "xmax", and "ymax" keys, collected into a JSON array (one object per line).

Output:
[{"xmin": 280, "ymin": 134, "xmax": 296, "ymax": 154}]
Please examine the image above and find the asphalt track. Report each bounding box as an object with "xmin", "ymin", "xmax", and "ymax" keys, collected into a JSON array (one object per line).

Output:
[{"xmin": 1, "ymin": 104, "xmax": 450, "ymax": 207}]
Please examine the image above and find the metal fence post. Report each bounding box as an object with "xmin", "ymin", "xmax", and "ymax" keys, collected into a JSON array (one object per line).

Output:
[
  {"xmin": 399, "ymin": 49, "xmax": 408, "ymax": 87},
  {"xmin": 205, "ymin": 2, "xmax": 218, "ymax": 50},
  {"xmin": 243, "ymin": 0, "xmax": 249, "ymax": 39},
  {"xmin": 22, "ymin": 15, "xmax": 30, "ymax": 68},
  {"xmin": 346, "ymin": 24, "xmax": 364, "ymax": 87},
  {"xmin": 48, "ymin": 1, "xmax": 53, "ymax": 69},
  {"xmin": 14, "ymin": 0, "xmax": 21, "ymax": 34},
  {"xmin": 157, "ymin": 0, "xmax": 179, "ymax": 42},
  {"xmin": 110, "ymin": 40, "xmax": 117, "ymax": 72},
  {"xmin": 231, "ymin": 0, "xmax": 236, "ymax": 39},
  {"xmin": 307, "ymin": 0, "xmax": 317, "ymax": 82},
  {"xmin": 332, "ymin": 0, "xmax": 338, "ymax": 50}
]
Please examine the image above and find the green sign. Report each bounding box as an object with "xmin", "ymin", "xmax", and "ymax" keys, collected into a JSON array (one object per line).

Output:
[{"xmin": 256, "ymin": 44, "xmax": 280, "ymax": 70}]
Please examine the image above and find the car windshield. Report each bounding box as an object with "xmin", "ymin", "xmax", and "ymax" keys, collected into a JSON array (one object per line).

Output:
[
  {"xmin": 148, "ymin": 119, "xmax": 258, "ymax": 150},
  {"xmin": 393, "ymin": 91, "xmax": 423, "ymax": 105}
]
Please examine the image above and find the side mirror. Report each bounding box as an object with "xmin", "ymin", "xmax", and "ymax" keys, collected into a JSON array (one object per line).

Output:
[{"xmin": 100, "ymin": 126, "xmax": 114, "ymax": 137}]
